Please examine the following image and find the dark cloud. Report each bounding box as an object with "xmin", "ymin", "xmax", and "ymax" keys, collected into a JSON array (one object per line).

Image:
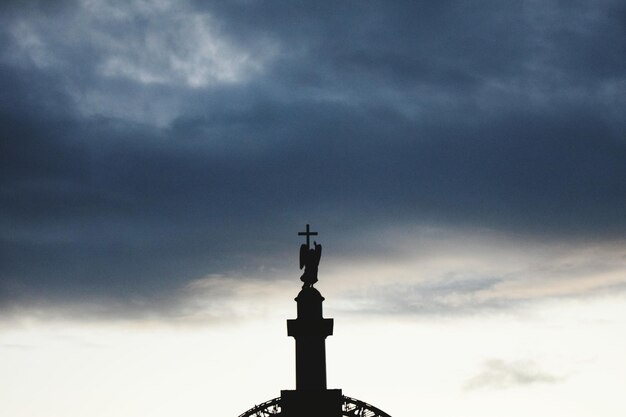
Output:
[{"xmin": 1, "ymin": 0, "xmax": 625, "ymax": 313}]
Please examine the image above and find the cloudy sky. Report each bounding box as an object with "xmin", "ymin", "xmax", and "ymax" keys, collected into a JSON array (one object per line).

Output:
[{"xmin": 1, "ymin": 1, "xmax": 625, "ymax": 416}]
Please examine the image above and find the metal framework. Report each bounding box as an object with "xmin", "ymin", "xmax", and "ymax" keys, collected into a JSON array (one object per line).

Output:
[
  {"xmin": 238, "ymin": 395, "xmax": 391, "ymax": 417},
  {"xmin": 237, "ymin": 397, "xmax": 281, "ymax": 417}
]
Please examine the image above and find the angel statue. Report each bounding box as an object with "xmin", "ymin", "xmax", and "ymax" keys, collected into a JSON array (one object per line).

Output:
[{"xmin": 300, "ymin": 240, "xmax": 322, "ymax": 288}]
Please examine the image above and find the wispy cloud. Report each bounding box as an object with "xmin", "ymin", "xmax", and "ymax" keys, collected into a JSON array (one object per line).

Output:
[
  {"xmin": 2, "ymin": 0, "xmax": 277, "ymax": 125},
  {"xmin": 326, "ymin": 233, "xmax": 626, "ymax": 316},
  {"xmin": 465, "ymin": 359, "xmax": 564, "ymax": 390},
  {"xmin": 6, "ymin": 0, "xmax": 276, "ymax": 87}
]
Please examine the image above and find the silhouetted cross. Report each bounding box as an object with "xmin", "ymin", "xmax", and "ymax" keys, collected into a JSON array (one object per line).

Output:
[{"xmin": 298, "ymin": 224, "xmax": 318, "ymax": 249}]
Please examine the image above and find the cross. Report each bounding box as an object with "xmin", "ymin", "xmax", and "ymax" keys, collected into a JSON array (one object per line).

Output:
[{"xmin": 298, "ymin": 224, "xmax": 318, "ymax": 249}]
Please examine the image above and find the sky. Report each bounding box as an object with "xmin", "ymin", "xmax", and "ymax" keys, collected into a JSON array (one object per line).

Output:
[{"xmin": 1, "ymin": 0, "xmax": 625, "ymax": 416}]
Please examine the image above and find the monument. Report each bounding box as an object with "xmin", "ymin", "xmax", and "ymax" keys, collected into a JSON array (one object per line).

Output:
[{"xmin": 237, "ymin": 224, "xmax": 391, "ymax": 417}]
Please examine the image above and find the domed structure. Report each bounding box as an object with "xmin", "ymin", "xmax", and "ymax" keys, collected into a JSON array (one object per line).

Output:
[{"xmin": 237, "ymin": 225, "xmax": 391, "ymax": 417}]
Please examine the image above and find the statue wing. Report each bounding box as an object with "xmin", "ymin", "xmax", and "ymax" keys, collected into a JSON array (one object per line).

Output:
[
  {"xmin": 314, "ymin": 243, "xmax": 322, "ymax": 264},
  {"xmin": 299, "ymin": 244, "xmax": 308, "ymax": 269}
]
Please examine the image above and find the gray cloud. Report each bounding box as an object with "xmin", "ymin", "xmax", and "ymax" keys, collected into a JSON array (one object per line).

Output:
[
  {"xmin": 1, "ymin": 0, "xmax": 625, "ymax": 315},
  {"xmin": 465, "ymin": 359, "xmax": 564, "ymax": 390}
]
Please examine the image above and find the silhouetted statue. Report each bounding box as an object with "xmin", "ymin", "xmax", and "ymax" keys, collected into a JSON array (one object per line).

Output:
[
  {"xmin": 300, "ymin": 241, "xmax": 322, "ymax": 288},
  {"xmin": 298, "ymin": 224, "xmax": 322, "ymax": 288}
]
